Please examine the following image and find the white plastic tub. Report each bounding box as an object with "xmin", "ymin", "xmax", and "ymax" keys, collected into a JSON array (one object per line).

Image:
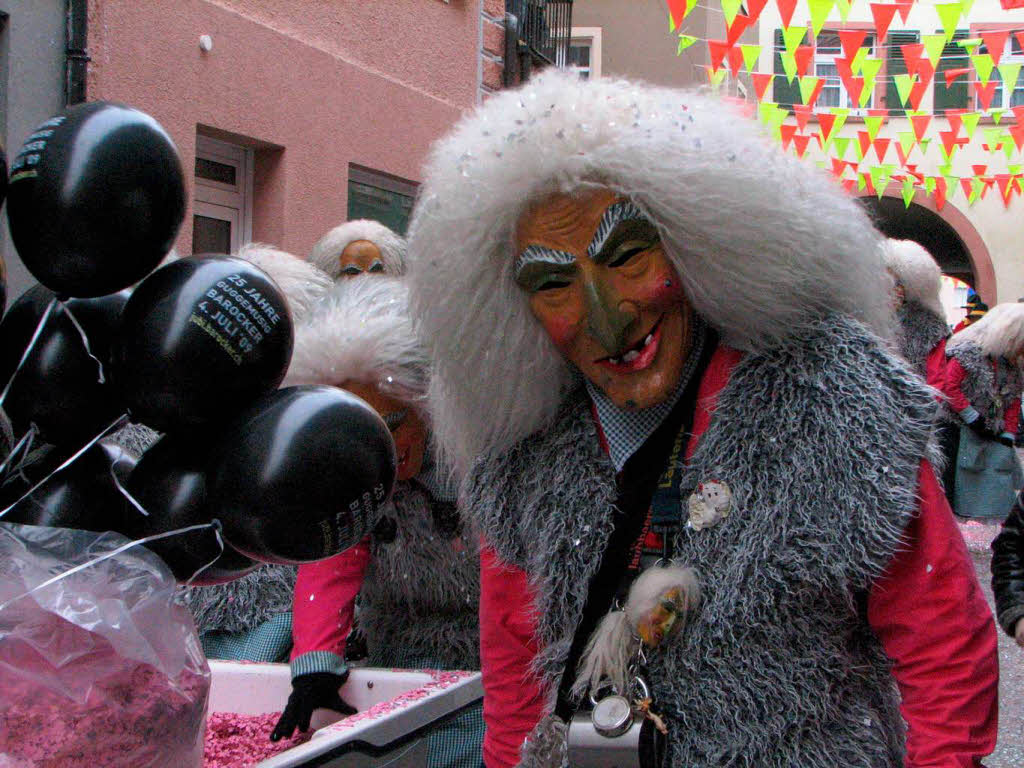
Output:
[{"xmin": 208, "ymin": 660, "xmax": 482, "ymax": 767}]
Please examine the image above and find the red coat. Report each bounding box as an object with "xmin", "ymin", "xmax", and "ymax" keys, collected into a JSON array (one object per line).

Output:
[
  {"xmin": 479, "ymin": 345, "xmax": 998, "ymax": 768},
  {"xmin": 943, "ymin": 356, "xmax": 1021, "ymax": 437},
  {"xmin": 925, "ymin": 337, "xmax": 948, "ymax": 395}
]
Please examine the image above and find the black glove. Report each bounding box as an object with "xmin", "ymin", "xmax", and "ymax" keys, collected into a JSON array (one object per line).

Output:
[
  {"xmin": 270, "ymin": 671, "xmax": 355, "ymax": 741},
  {"xmin": 967, "ymin": 419, "xmax": 995, "ymax": 441},
  {"xmin": 998, "ymin": 433, "xmax": 1015, "ymax": 447}
]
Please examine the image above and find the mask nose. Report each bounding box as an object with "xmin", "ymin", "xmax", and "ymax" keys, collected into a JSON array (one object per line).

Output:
[{"xmin": 583, "ymin": 276, "xmax": 637, "ymax": 355}]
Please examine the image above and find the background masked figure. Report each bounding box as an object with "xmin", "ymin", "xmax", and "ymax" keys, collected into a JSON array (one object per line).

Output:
[
  {"xmin": 992, "ymin": 489, "xmax": 1024, "ymax": 649},
  {"xmin": 943, "ymin": 303, "xmax": 1024, "ymax": 520},
  {"xmin": 270, "ymin": 276, "xmax": 482, "ymax": 767},
  {"xmin": 309, "ymin": 219, "xmax": 407, "ymax": 280},
  {"xmin": 406, "ymin": 71, "xmax": 997, "ymax": 768},
  {"xmin": 179, "ymin": 243, "xmax": 331, "ymax": 662}
]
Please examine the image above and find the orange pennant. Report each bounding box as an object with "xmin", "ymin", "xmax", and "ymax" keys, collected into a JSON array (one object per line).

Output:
[
  {"xmin": 901, "ymin": 43, "xmax": 924, "ymax": 74},
  {"xmin": 975, "ymin": 81, "xmax": 998, "ymax": 110},
  {"xmin": 841, "ymin": 178, "xmax": 857, "ymax": 194},
  {"xmin": 727, "ymin": 46, "xmax": 745, "ymax": 77},
  {"xmin": 910, "ymin": 114, "xmax": 931, "ymax": 140},
  {"xmin": 915, "ymin": 59, "xmax": 935, "ymax": 86},
  {"xmin": 727, "ymin": 14, "xmax": 752, "ymax": 47},
  {"xmin": 752, "ymin": 72, "xmax": 773, "ymax": 100},
  {"xmin": 666, "ymin": 0, "xmax": 690, "ymax": 29},
  {"xmin": 831, "ymin": 157, "xmax": 847, "ymax": 177},
  {"xmin": 874, "ymin": 137, "xmax": 891, "ymax": 161},
  {"xmin": 996, "ymin": 175, "xmax": 1015, "ymax": 207},
  {"xmin": 804, "ymin": 78, "xmax": 825, "ymax": 107},
  {"xmin": 780, "ymin": 124, "xmax": 798, "ymax": 151},
  {"xmin": 944, "ymin": 68, "xmax": 970, "ymax": 88},
  {"xmin": 777, "ymin": 0, "xmax": 799, "ymax": 29},
  {"xmin": 1011, "ymin": 105, "xmax": 1024, "ymax": 123},
  {"xmin": 793, "ymin": 104, "xmax": 813, "ymax": 132},
  {"xmin": 895, "ymin": 141, "xmax": 911, "ymax": 167},
  {"xmin": 746, "ymin": 0, "xmax": 770, "ymax": 22},
  {"xmin": 793, "ymin": 134, "xmax": 811, "ymax": 158},
  {"xmin": 1017, "ymin": 32, "xmax": 1024, "ymax": 52},
  {"xmin": 972, "ymin": 163, "xmax": 989, "ymax": 176},
  {"xmin": 838, "ymin": 30, "xmax": 868, "ymax": 61},
  {"xmin": 894, "ymin": 0, "xmax": 914, "ymax": 22},
  {"xmin": 869, "ymin": 4, "xmax": 899, "ymax": 44},
  {"xmin": 1009, "ymin": 123, "xmax": 1024, "ymax": 150},
  {"xmin": 934, "ymin": 177, "xmax": 947, "ymax": 210},
  {"xmin": 960, "ymin": 178, "xmax": 974, "ymax": 200},
  {"xmin": 981, "ymin": 31, "xmax": 1010, "ymax": 66},
  {"xmin": 707, "ymin": 40, "xmax": 731, "ymax": 73},
  {"xmin": 945, "ymin": 108, "xmax": 967, "ymax": 135},
  {"xmin": 939, "ymin": 130, "xmax": 960, "ymax": 155},
  {"xmin": 818, "ymin": 112, "xmax": 838, "ymax": 141},
  {"xmin": 794, "ymin": 46, "xmax": 815, "ymax": 78},
  {"xmin": 858, "ymin": 130, "xmax": 872, "ymax": 157},
  {"xmin": 863, "ymin": 173, "xmax": 876, "ymax": 196}
]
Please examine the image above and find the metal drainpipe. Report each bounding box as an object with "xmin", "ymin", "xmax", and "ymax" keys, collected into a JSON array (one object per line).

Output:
[{"xmin": 65, "ymin": 0, "xmax": 89, "ymax": 105}]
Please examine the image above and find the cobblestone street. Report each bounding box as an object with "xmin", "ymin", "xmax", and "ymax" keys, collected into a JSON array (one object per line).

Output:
[{"xmin": 961, "ymin": 520, "xmax": 1022, "ymax": 768}]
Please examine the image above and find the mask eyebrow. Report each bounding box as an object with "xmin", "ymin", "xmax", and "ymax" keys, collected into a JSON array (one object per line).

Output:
[
  {"xmin": 514, "ymin": 245, "xmax": 577, "ymax": 279},
  {"xmin": 587, "ymin": 200, "xmax": 651, "ymax": 259}
]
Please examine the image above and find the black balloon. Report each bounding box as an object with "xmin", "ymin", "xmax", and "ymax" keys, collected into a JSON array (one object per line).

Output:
[
  {"xmin": 120, "ymin": 433, "xmax": 257, "ymax": 585},
  {"xmin": 0, "ymin": 443, "xmax": 71, "ymax": 508},
  {"xmin": 0, "ymin": 284, "xmax": 130, "ymax": 445},
  {"xmin": 0, "ymin": 441, "xmax": 135, "ymax": 532},
  {"xmin": 5, "ymin": 102, "xmax": 185, "ymax": 297},
  {"xmin": 0, "ymin": 143, "xmax": 6, "ymax": 311},
  {"xmin": 209, "ymin": 386, "xmax": 397, "ymax": 565},
  {"xmin": 111, "ymin": 256, "xmax": 293, "ymax": 432}
]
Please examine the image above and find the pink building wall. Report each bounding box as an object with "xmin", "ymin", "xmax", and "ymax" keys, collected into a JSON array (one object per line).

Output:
[{"xmin": 85, "ymin": 0, "xmax": 483, "ymax": 257}]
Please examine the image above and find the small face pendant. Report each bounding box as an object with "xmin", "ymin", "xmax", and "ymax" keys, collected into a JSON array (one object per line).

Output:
[{"xmin": 686, "ymin": 480, "xmax": 732, "ymax": 531}]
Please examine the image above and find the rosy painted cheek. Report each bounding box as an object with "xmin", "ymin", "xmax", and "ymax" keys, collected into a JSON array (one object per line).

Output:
[
  {"xmin": 539, "ymin": 314, "xmax": 582, "ymax": 352},
  {"xmin": 632, "ymin": 265, "xmax": 686, "ymax": 308}
]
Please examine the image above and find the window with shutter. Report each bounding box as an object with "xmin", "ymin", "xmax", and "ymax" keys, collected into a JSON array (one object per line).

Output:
[
  {"xmin": 935, "ymin": 29, "xmax": 970, "ymax": 114},
  {"xmin": 773, "ymin": 28, "xmax": 806, "ymax": 110},
  {"xmin": 885, "ymin": 30, "xmax": 920, "ymax": 117}
]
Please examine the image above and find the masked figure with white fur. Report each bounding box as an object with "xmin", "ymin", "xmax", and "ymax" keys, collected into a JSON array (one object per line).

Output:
[
  {"xmin": 943, "ymin": 303, "xmax": 1024, "ymax": 519},
  {"xmin": 269, "ymin": 276, "xmax": 482, "ymax": 766},
  {"xmin": 309, "ymin": 219, "xmax": 407, "ymax": 280},
  {"xmin": 406, "ymin": 72, "xmax": 997, "ymax": 768}
]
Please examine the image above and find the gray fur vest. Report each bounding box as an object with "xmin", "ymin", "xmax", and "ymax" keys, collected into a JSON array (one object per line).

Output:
[
  {"xmin": 895, "ymin": 301, "xmax": 949, "ymax": 381},
  {"xmin": 181, "ymin": 564, "xmax": 297, "ymax": 635},
  {"xmin": 948, "ymin": 341, "xmax": 1024, "ymax": 434},
  {"xmin": 362, "ymin": 480, "xmax": 480, "ymax": 670},
  {"xmin": 464, "ymin": 316, "xmax": 937, "ymax": 768}
]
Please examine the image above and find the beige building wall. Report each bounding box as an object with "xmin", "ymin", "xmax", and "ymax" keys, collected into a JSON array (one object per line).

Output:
[{"xmin": 756, "ymin": 0, "xmax": 1024, "ymax": 305}]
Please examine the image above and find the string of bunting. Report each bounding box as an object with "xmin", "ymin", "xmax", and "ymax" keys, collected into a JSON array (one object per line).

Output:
[{"xmin": 667, "ymin": 0, "xmax": 1024, "ymax": 208}]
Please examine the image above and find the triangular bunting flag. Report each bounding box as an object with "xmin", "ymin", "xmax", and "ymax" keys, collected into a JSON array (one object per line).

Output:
[
  {"xmin": 1000, "ymin": 63, "xmax": 1022, "ymax": 96},
  {"xmin": 939, "ymin": 130, "xmax": 959, "ymax": 156},
  {"xmin": 899, "ymin": 131, "xmax": 918, "ymax": 157},
  {"xmin": 915, "ymin": 58, "xmax": 936, "ymax": 87},
  {"xmin": 851, "ymin": 47, "xmax": 870, "ymax": 75},
  {"xmin": 958, "ymin": 37, "xmax": 982, "ymax": 52},
  {"xmin": 752, "ymin": 72, "xmax": 773, "ymax": 100},
  {"xmin": 894, "ymin": 0, "xmax": 914, "ymax": 22},
  {"xmin": 799, "ymin": 76, "xmax": 824, "ymax": 106},
  {"xmin": 996, "ymin": 174, "xmax": 1015, "ymax": 207},
  {"xmin": 934, "ymin": 3, "xmax": 964, "ymax": 43},
  {"xmin": 945, "ymin": 108, "xmax": 966, "ymax": 135},
  {"xmin": 944, "ymin": 67, "xmax": 970, "ymax": 88},
  {"xmin": 934, "ymin": 177, "xmax": 948, "ymax": 210},
  {"xmin": 925, "ymin": 176, "xmax": 937, "ymax": 194},
  {"xmin": 741, "ymin": 44, "xmax": 763, "ymax": 73},
  {"xmin": 808, "ymin": 0, "xmax": 835, "ymax": 37},
  {"xmin": 1011, "ymin": 105, "xmax": 1024, "ymax": 123},
  {"xmin": 794, "ymin": 46, "xmax": 815, "ymax": 78},
  {"xmin": 895, "ymin": 140, "xmax": 911, "ymax": 167},
  {"xmin": 726, "ymin": 13, "xmax": 753, "ymax": 46},
  {"xmin": 781, "ymin": 52, "xmax": 798, "ymax": 83},
  {"xmin": 901, "ymin": 43, "xmax": 925, "ymax": 74},
  {"xmin": 842, "ymin": 178, "xmax": 857, "ymax": 194},
  {"xmin": 677, "ymin": 35, "xmax": 698, "ymax": 54},
  {"xmin": 793, "ymin": 134, "xmax": 811, "ymax": 157},
  {"xmin": 780, "ymin": 123, "xmax": 798, "ymax": 150},
  {"xmin": 975, "ymin": 81, "xmax": 998, "ymax": 110},
  {"xmin": 793, "ymin": 104, "xmax": 813, "ymax": 132},
  {"xmin": 858, "ymin": 130, "xmax": 872, "ymax": 158},
  {"xmin": 894, "ymin": 73, "xmax": 917, "ymax": 106},
  {"xmin": 972, "ymin": 53, "xmax": 995, "ymax": 85},
  {"xmin": 962, "ymin": 111, "xmax": 981, "ymax": 138},
  {"xmin": 727, "ymin": 46, "xmax": 745, "ymax": 77},
  {"xmin": 871, "ymin": 165, "xmax": 893, "ymax": 198},
  {"xmin": 910, "ymin": 114, "xmax": 932, "ymax": 140},
  {"xmin": 1003, "ymin": 136, "xmax": 1016, "ymax": 161},
  {"xmin": 981, "ymin": 30, "xmax": 1010, "ymax": 66},
  {"xmin": 1009, "ymin": 123, "xmax": 1024, "ymax": 151},
  {"xmin": 819, "ymin": 112, "xmax": 839, "ymax": 142},
  {"xmin": 707, "ymin": 40, "xmax": 732, "ymax": 72},
  {"xmin": 902, "ymin": 177, "xmax": 916, "ymax": 207},
  {"xmin": 783, "ymin": 26, "xmax": 807, "ymax": 54},
  {"xmin": 830, "ymin": 157, "xmax": 848, "ymax": 178},
  {"xmin": 865, "ymin": 114, "xmax": 886, "ymax": 141},
  {"xmin": 923, "ymin": 34, "xmax": 948, "ymax": 64},
  {"xmin": 777, "ymin": 0, "xmax": 799, "ymax": 29},
  {"xmin": 721, "ymin": 0, "xmax": 744, "ymax": 27},
  {"xmin": 745, "ymin": 0, "xmax": 770, "ymax": 22},
  {"xmin": 834, "ymin": 135, "xmax": 851, "ymax": 159},
  {"xmin": 847, "ymin": 76, "xmax": 866, "ymax": 107},
  {"xmin": 861, "ymin": 57, "xmax": 884, "ymax": 87},
  {"xmin": 992, "ymin": 108, "xmax": 1006, "ymax": 124},
  {"xmin": 961, "ymin": 177, "xmax": 975, "ymax": 202},
  {"xmin": 839, "ymin": 30, "xmax": 868, "ymax": 61},
  {"xmin": 869, "ymin": 4, "xmax": 899, "ymax": 44},
  {"xmin": 972, "ymin": 163, "xmax": 988, "ymax": 176},
  {"xmin": 859, "ymin": 172, "xmax": 871, "ymax": 192},
  {"xmin": 920, "ymin": 138, "xmax": 932, "ymax": 154},
  {"xmin": 874, "ymin": 137, "xmax": 892, "ymax": 162}
]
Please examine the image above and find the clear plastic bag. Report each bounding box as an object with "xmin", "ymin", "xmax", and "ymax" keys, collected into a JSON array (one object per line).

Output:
[{"xmin": 0, "ymin": 524, "xmax": 210, "ymax": 767}]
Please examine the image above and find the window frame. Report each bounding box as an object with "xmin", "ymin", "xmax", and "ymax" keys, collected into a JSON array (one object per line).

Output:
[
  {"xmin": 564, "ymin": 26, "xmax": 602, "ymax": 79},
  {"xmin": 813, "ymin": 30, "xmax": 877, "ymax": 114},
  {"xmin": 193, "ymin": 135, "xmax": 254, "ymax": 254}
]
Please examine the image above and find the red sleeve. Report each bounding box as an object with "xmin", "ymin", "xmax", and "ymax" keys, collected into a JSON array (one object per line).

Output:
[
  {"xmin": 941, "ymin": 357, "xmax": 972, "ymax": 414},
  {"xmin": 290, "ymin": 537, "xmax": 371, "ymax": 660},
  {"xmin": 925, "ymin": 339, "xmax": 948, "ymax": 398},
  {"xmin": 1003, "ymin": 395, "xmax": 1020, "ymax": 435},
  {"xmin": 867, "ymin": 462, "xmax": 998, "ymax": 767},
  {"xmin": 480, "ymin": 545, "xmax": 545, "ymax": 768}
]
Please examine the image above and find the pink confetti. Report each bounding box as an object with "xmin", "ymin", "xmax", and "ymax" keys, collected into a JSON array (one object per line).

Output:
[
  {"xmin": 203, "ymin": 712, "xmax": 310, "ymax": 768},
  {"xmin": 957, "ymin": 519, "xmax": 1002, "ymax": 554}
]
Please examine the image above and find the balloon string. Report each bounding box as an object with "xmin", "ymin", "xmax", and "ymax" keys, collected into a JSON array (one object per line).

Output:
[
  {"xmin": 0, "ymin": 413, "xmax": 129, "ymax": 520},
  {"xmin": 184, "ymin": 520, "xmax": 227, "ymax": 587},
  {"xmin": 0, "ymin": 424, "xmax": 38, "ymax": 478},
  {"xmin": 105, "ymin": 444, "xmax": 150, "ymax": 517},
  {"xmin": 0, "ymin": 298, "xmax": 58, "ymax": 410},
  {"xmin": 59, "ymin": 300, "xmax": 106, "ymax": 384},
  {"xmin": 0, "ymin": 522, "xmax": 219, "ymax": 612}
]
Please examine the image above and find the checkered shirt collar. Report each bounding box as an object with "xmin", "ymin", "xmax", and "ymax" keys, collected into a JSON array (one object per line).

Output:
[{"xmin": 585, "ymin": 317, "xmax": 707, "ymax": 472}]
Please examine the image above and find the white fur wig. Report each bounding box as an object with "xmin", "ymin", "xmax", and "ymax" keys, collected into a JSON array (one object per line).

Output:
[
  {"xmin": 309, "ymin": 219, "xmax": 408, "ymax": 279},
  {"xmin": 883, "ymin": 239, "xmax": 945, "ymax": 318},
  {"xmin": 405, "ymin": 70, "xmax": 892, "ymax": 476},
  {"xmin": 234, "ymin": 242, "xmax": 332, "ymax": 323},
  {"xmin": 284, "ymin": 276, "xmax": 428, "ymax": 407},
  {"xmin": 948, "ymin": 302, "xmax": 1024, "ymax": 360}
]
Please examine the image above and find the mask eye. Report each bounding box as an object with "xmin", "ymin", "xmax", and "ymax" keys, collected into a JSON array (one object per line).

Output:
[
  {"xmin": 535, "ymin": 276, "xmax": 572, "ymax": 292},
  {"xmin": 384, "ymin": 408, "xmax": 408, "ymax": 432},
  {"xmin": 341, "ymin": 264, "xmax": 363, "ymax": 275},
  {"xmin": 368, "ymin": 261, "xmax": 385, "ymax": 273},
  {"xmin": 607, "ymin": 240, "xmax": 655, "ymax": 268}
]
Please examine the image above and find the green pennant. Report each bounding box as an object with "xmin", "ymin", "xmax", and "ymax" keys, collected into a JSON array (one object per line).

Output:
[
  {"xmin": 899, "ymin": 131, "xmax": 918, "ymax": 157},
  {"xmin": 962, "ymin": 111, "xmax": 981, "ymax": 139},
  {"xmin": 991, "ymin": 108, "xmax": 1006, "ymax": 125},
  {"xmin": 999, "ymin": 63, "xmax": 1022, "ymax": 94},
  {"xmin": 957, "ymin": 37, "xmax": 982, "ymax": 52},
  {"xmin": 721, "ymin": 0, "xmax": 744, "ymax": 27},
  {"xmin": 708, "ymin": 66, "xmax": 728, "ymax": 87},
  {"xmin": 677, "ymin": 35, "xmax": 698, "ymax": 55},
  {"xmin": 783, "ymin": 26, "xmax": 807, "ymax": 54},
  {"xmin": 871, "ymin": 166, "xmax": 892, "ymax": 198},
  {"xmin": 835, "ymin": 0, "xmax": 853, "ymax": 21},
  {"xmin": 781, "ymin": 52, "xmax": 798, "ymax": 84},
  {"xmin": 940, "ymin": 142, "xmax": 958, "ymax": 162},
  {"xmin": 944, "ymin": 175, "xmax": 960, "ymax": 197},
  {"xmin": 923, "ymin": 34, "xmax": 948, "ymax": 64},
  {"xmin": 935, "ymin": 3, "xmax": 964, "ymax": 43},
  {"xmin": 1018, "ymin": 177, "xmax": 1024, "ymax": 194},
  {"xmin": 969, "ymin": 177, "xmax": 984, "ymax": 204},
  {"xmin": 834, "ymin": 136, "xmax": 851, "ymax": 159},
  {"xmin": 961, "ymin": 0, "xmax": 976, "ymax": 16},
  {"xmin": 865, "ymin": 115, "xmax": 885, "ymax": 141},
  {"xmin": 925, "ymin": 176, "xmax": 937, "ymax": 194},
  {"xmin": 741, "ymin": 44, "xmax": 762, "ymax": 73},
  {"xmin": 857, "ymin": 173, "xmax": 868, "ymax": 191},
  {"xmin": 902, "ymin": 177, "xmax": 917, "ymax": 208},
  {"xmin": 814, "ymin": 159, "xmax": 828, "ymax": 170},
  {"xmin": 808, "ymin": 0, "xmax": 835, "ymax": 37},
  {"xmin": 860, "ymin": 56, "xmax": 883, "ymax": 86},
  {"xmin": 1010, "ymin": 164, "xmax": 1023, "ymax": 175},
  {"xmin": 759, "ymin": 102, "xmax": 788, "ymax": 135},
  {"xmin": 830, "ymin": 108, "xmax": 849, "ymax": 139},
  {"xmin": 984, "ymin": 127, "xmax": 1004, "ymax": 147},
  {"xmin": 799, "ymin": 76, "xmax": 823, "ymax": 105},
  {"xmin": 972, "ymin": 53, "xmax": 995, "ymax": 85},
  {"xmin": 894, "ymin": 73, "xmax": 917, "ymax": 106},
  {"xmin": 939, "ymin": 163, "xmax": 954, "ymax": 177},
  {"xmin": 853, "ymin": 140, "xmax": 865, "ymax": 162},
  {"xmin": 1004, "ymin": 139, "xmax": 1016, "ymax": 162},
  {"xmin": 919, "ymin": 138, "xmax": 932, "ymax": 155}
]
